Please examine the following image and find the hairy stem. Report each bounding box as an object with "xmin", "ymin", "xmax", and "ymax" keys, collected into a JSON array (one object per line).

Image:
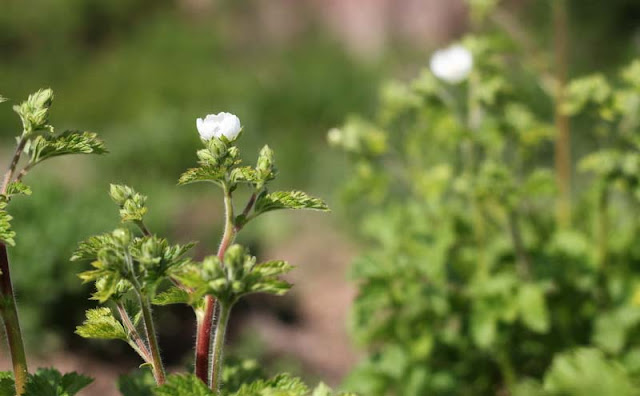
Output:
[
  {"xmin": 1, "ymin": 138, "xmax": 26, "ymax": 193},
  {"xmin": 0, "ymin": 138, "xmax": 29, "ymax": 394},
  {"xmin": 0, "ymin": 244, "xmax": 28, "ymax": 394},
  {"xmin": 137, "ymin": 293, "xmax": 165, "ymax": 384},
  {"xmin": 209, "ymin": 302, "xmax": 232, "ymax": 392},
  {"xmin": 116, "ymin": 303, "xmax": 151, "ymax": 363},
  {"xmin": 553, "ymin": 0, "xmax": 571, "ymax": 227},
  {"xmin": 195, "ymin": 183, "xmax": 236, "ymax": 385}
]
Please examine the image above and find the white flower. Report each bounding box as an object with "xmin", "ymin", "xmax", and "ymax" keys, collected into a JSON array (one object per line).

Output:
[
  {"xmin": 429, "ymin": 44, "xmax": 473, "ymax": 84},
  {"xmin": 196, "ymin": 112, "xmax": 242, "ymax": 141}
]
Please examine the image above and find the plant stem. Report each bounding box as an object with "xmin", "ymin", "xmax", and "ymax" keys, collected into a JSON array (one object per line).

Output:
[
  {"xmin": 552, "ymin": 0, "xmax": 571, "ymax": 227},
  {"xmin": 1, "ymin": 138, "xmax": 26, "ymax": 193},
  {"xmin": 508, "ymin": 209, "xmax": 530, "ymax": 279},
  {"xmin": 0, "ymin": 138, "xmax": 29, "ymax": 394},
  {"xmin": 137, "ymin": 293, "xmax": 166, "ymax": 384},
  {"xmin": 116, "ymin": 303, "xmax": 151, "ymax": 363},
  {"xmin": 597, "ymin": 185, "xmax": 608, "ymax": 269},
  {"xmin": 195, "ymin": 183, "xmax": 236, "ymax": 385},
  {"xmin": 0, "ymin": 244, "xmax": 28, "ymax": 394},
  {"xmin": 135, "ymin": 220, "xmax": 152, "ymax": 237},
  {"xmin": 209, "ymin": 302, "xmax": 232, "ymax": 392}
]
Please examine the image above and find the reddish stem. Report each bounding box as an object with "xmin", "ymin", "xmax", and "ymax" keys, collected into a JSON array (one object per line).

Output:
[{"xmin": 194, "ymin": 186, "xmax": 236, "ymax": 385}]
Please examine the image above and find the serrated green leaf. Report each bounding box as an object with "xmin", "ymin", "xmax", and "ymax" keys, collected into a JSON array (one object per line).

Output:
[
  {"xmin": 152, "ymin": 287, "xmax": 190, "ymax": 306},
  {"xmin": 230, "ymin": 166, "xmax": 258, "ymax": 184},
  {"xmin": 3, "ymin": 181, "xmax": 31, "ymax": 200},
  {"xmin": 0, "ymin": 202, "xmax": 15, "ymax": 246},
  {"xmin": 23, "ymin": 368, "xmax": 93, "ymax": 396},
  {"xmin": 70, "ymin": 233, "xmax": 114, "ymax": 262},
  {"xmin": 178, "ymin": 166, "xmax": 226, "ymax": 185},
  {"xmin": 233, "ymin": 374, "xmax": 309, "ymax": 396},
  {"xmin": 253, "ymin": 260, "xmax": 294, "ymax": 277},
  {"xmin": 76, "ymin": 307, "xmax": 127, "ymax": 340},
  {"xmin": 154, "ymin": 374, "xmax": 214, "ymax": 396},
  {"xmin": 26, "ymin": 130, "xmax": 106, "ymax": 164},
  {"xmin": 253, "ymin": 191, "xmax": 329, "ymax": 216}
]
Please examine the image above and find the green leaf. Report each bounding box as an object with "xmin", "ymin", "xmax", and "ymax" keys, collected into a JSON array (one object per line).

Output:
[
  {"xmin": 471, "ymin": 308, "xmax": 496, "ymax": 349},
  {"xmin": 23, "ymin": 368, "xmax": 93, "ymax": 396},
  {"xmin": 118, "ymin": 369, "xmax": 156, "ymax": 396},
  {"xmin": 70, "ymin": 233, "xmax": 114, "ymax": 262},
  {"xmin": 152, "ymin": 287, "xmax": 190, "ymax": 306},
  {"xmin": 0, "ymin": 371, "xmax": 15, "ymax": 396},
  {"xmin": 233, "ymin": 374, "xmax": 309, "ymax": 396},
  {"xmin": 543, "ymin": 348, "xmax": 636, "ymax": 396},
  {"xmin": 592, "ymin": 307, "xmax": 640, "ymax": 354},
  {"xmin": 253, "ymin": 190, "xmax": 329, "ymax": 216},
  {"xmin": 76, "ymin": 308, "xmax": 127, "ymax": 340},
  {"xmin": 178, "ymin": 166, "xmax": 225, "ymax": 186},
  {"xmin": 26, "ymin": 130, "xmax": 106, "ymax": 164},
  {"xmin": 0, "ymin": 202, "xmax": 15, "ymax": 246},
  {"xmin": 253, "ymin": 260, "xmax": 294, "ymax": 277},
  {"xmin": 4, "ymin": 181, "xmax": 31, "ymax": 199},
  {"xmin": 517, "ymin": 283, "xmax": 550, "ymax": 333},
  {"xmin": 154, "ymin": 374, "xmax": 213, "ymax": 396}
]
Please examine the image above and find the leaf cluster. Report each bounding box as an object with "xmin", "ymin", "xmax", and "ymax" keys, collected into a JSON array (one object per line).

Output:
[
  {"xmin": 170, "ymin": 244, "xmax": 293, "ymax": 306},
  {"xmin": 0, "ymin": 368, "xmax": 92, "ymax": 396}
]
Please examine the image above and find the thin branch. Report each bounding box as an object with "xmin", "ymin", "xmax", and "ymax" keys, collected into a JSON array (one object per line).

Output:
[
  {"xmin": 1, "ymin": 137, "xmax": 27, "ymax": 194},
  {"xmin": 116, "ymin": 303, "xmax": 152, "ymax": 363}
]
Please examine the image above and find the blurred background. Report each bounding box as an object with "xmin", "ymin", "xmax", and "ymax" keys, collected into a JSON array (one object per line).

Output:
[{"xmin": 0, "ymin": 0, "xmax": 639, "ymax": 394}]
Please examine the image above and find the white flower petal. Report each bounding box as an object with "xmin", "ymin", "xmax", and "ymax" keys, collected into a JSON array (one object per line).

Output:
[
  {"xmin": 195, "ymin": 112, "xmax": 242, "ymax": 141},
  {"xmin": 430, "ymin": 44, "xmax": 473, "ymax": 84}
]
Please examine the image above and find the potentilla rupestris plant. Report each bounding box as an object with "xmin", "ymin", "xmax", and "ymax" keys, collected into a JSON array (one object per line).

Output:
[
  {"xmin": 0, "ymin": 89, "xmax": 106, "ymax": 394},
  {"xmin": 73, "ymin": 112, "xmax": 330, "ymax": 392}
]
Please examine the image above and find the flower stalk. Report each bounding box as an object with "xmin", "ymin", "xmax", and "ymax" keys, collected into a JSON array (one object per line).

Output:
[{"xmin": 195, "ymin": 182, "xmax": 236, "ymax": 385}]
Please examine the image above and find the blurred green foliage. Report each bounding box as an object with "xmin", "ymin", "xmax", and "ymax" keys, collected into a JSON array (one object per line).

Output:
[{"xmin": 331, "ymin": 7, "xmax": 640, "ymax": 394}]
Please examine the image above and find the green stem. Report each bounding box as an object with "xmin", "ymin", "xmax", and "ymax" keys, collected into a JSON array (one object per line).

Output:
[
  {"xmin": 597, "ymin": 185, "xmax": 608, "ymax": 269},
  {"xmin": 508, "ymin": 209, "xmax": 530, "ymax": 279},
  {"xmin": 137, "ymin": 293, "xmax": 166, "ymax": 385},
  {"xmin": 552, "ymin": 0, "xmax": 571, "ymax": 227},
  {"xmin": 209, "ymin": 302, "xmax": 232, "ymax": 392},
  {"xmin": 0, "ymin": 244, "xmax": 28, "ymax": 395}
]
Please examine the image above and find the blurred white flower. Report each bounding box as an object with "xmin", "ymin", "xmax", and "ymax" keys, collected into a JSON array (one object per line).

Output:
[
  {"xmin": 196, "ymin": 112, "xmax": 242, "ymax": 141},
  {"xmin": 327, "ymin": 128, "xmax": 343, "ymax": 146},
  {"xmin": 429, "ymin": 44, "xmax": 473, "ymax": 84}
]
